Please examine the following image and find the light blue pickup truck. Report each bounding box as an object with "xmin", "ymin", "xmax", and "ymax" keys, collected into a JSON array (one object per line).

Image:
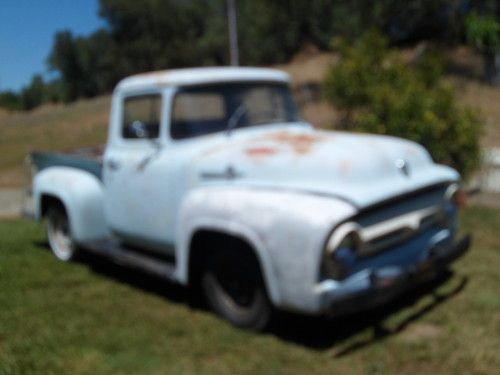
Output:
[{"xmin": 25, "ymin": 67, "xmax": 470, "ymax": 330}]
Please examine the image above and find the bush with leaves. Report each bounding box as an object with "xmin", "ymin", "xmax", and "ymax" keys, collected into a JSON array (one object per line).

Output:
[
  {"xmin": 465, "ymin": 12, "xmax": 500, "ymax": 85},
  {"xmin": 0, "ymin": 91, "xmax": 22, "ymax": 111},
  {"xmin": 466, "ymin": 12, "xmax": 500, "ymax": 54},
  {"xmin": 324, "ymin": 31, "xmax": 483, "ymax": 179}
]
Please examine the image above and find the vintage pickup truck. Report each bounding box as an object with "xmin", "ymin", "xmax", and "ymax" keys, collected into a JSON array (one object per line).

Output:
[{"xmin": 24, "ymin": 67, "xmax": 470, "ymax": 330}]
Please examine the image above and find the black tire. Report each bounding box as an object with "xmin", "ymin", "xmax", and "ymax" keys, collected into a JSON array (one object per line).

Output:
[
  {"xmin": 201, "ymin": 249, "xmax": 272, "ymax": 331},
  {"xmin": 46, "ymin": 205, "xmax": 78, "ymax": 262}
]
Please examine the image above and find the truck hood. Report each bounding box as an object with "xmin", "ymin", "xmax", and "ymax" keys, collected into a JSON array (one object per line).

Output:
[{"xmin": 191, "ymin": 125, "xmax": 459, "ymax": 208}]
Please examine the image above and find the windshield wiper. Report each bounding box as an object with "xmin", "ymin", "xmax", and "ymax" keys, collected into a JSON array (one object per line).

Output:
[{"xmin": 226, "ymin": 104, "xmax": 247, "ymax": 136}]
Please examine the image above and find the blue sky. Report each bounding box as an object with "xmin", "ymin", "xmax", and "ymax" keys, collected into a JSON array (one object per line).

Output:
[{"xmin": 0, "ymin": 0, "xmax": 104, "ymax": 92}]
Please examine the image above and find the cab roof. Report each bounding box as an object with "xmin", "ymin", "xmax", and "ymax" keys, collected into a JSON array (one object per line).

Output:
[{"xmin": 116, "ymin": 67, "xmax": 290, "ymax": 92}]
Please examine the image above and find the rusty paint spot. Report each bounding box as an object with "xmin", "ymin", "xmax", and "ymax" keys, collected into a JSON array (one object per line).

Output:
[
  {"xmin": 245, "ymin": 147, "xmax": 278, "ymax": 159},
  {"xmin": 132, "ymin": 70, "xmax": 169, "ymax": 80},
  {"xmin": 259, "ymin": 131, "xmax": 327, "ymax": 155},
  {"xmin": 126, "ymin": 70, "xmax": 170, "ymax": 87},
  {"xmin": 62, "ymin": 145, "xmax": 105, "ymax": 160},
  {"xmin": 404, "ymin": 146, "xmax": 420, "ymax": 156},
  {"xmin": 338, "ymin": 159, "xmax": 353, "ymax": 175}
]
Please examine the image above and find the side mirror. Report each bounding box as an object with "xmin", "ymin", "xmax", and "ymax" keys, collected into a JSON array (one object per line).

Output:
[{"xmin": 130, "ymin": 120, "xmax": 150, "ymax": 139}]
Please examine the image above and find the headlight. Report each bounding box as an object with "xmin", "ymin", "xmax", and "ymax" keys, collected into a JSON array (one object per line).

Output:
[{"xmin": 322, "ymin": 223, "xmax": 362, "ymax": 280}]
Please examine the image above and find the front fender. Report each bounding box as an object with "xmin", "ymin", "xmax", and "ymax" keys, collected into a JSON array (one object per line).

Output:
[
  {"xmin": 34, "ymin": 166, "xmax": 108, "ymax": 242},
  {"xmin": 176, "ymin": 186, "xmax": 356, "ymax": 313}
]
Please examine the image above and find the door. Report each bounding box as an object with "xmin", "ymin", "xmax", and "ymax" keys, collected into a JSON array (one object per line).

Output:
[{"xmin": 103, "ymin": 93, "xmax": 174, "ymax": 251}]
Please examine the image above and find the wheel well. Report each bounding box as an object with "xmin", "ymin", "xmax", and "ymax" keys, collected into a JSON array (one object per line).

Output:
[
  {"xmin": 40, "ymin": 195, "xmax": 66, "ymax": 217},
  {"xmin": 188, "ymin": 230, "xmax": 265, "ymax": 288}
]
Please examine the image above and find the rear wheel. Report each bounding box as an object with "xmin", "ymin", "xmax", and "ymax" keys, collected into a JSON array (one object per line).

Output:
[
  {"xmin": 202, "ymin": 249, "xmax": 271, "ymax": 331},
  {"xmin": 47, "ymin": 206, "xmax": 77, "ymax": 262}
]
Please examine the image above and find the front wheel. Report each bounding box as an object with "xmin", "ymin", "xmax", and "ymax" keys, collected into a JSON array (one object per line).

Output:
[
  {"xmin": 47, "ymin": 206, "xmax": 78, "ymax": 262},
  {"xmin": 201, "ymin": 250, "xmax": 272, "ymax": 331}
]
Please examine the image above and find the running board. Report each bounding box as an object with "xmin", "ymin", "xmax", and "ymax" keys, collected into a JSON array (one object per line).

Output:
[{"xmin": 82, "ymin": 239, "xmax": 177, "ymax": 282}]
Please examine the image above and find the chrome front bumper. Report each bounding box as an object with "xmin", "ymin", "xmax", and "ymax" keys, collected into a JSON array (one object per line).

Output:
[{"xmin": 316, "ymin": 234, "xmax": 471, "ymax": 316}]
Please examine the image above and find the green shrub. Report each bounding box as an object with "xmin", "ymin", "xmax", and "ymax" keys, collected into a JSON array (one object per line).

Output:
[
  {"xmin": 0, "ymin": 91, "xmax": 22, "ymax": 111},
  {"xmin": 324, "ymin": 31, "xmax": 483, "ymax": 179},
  {"xmin": 466, "ymin": 12, "xmax": 500, "ymax": 54}
]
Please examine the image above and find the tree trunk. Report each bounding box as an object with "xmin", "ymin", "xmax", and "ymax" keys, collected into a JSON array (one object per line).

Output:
[{"xmin": 484, "ymin": 51, "xmax": 500, "ymax": 86}]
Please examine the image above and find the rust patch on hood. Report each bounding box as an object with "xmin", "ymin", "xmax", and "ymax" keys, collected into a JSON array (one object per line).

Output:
[
  {"xmin": 338, "ymin": 159, "xmax": 354, "ymax": 176},
  {"xmin": 245, "ymin": 146, "xmax": 278, "ymax": 159},
  {"xmin": 132, "ymin": 70, "xmax": 168, "ymax": 80},
  {"xmin": 259, "ymin": 131, "xmax": 327, "ymax": 155}
]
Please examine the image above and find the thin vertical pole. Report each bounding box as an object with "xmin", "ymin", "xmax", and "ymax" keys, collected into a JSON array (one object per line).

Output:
[{"xmin": 227, "ymin": 0, "xmax": 239, "ymax": 66}]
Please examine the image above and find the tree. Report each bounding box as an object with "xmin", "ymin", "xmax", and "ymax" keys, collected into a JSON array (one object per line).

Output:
[
  {"xmin": 40, "ymin": 0, "xmax": 497, "ymax": 107},
  {"xmin": 0, "ymin": 91, "xmax": 22, "ymax": 111},
  {"xmin": 97, "ymin": 0, "xmax": 343, "ymax": 67},
  {"xmin": 466, "ymin": 12, "xmax": 500, "ymax": 85},
  {"xmin": 21, "ymin": 74, "xmax": 47, "ymax": 110},
  {"xmin": 77, "ymin": 29, "xmax": 118, "ymax": 96},
  {"xmin": 47, "ymin": 31, "xmax": 85, "ymax": 102},
  {"xmin": 47, "ymin": 29, "xmax": 118, "ymax": 101},
  {"xmin": 324, "ymin": 31, "xmax": 483, "ymax": 178},
  {"xmin": 99, "ymin": 0, "xmax": 221, "ymax": 74}
]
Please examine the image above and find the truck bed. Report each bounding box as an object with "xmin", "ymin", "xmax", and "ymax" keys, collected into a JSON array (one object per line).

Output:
[{"xmin": 31, "ymin": 145, "xmax": 104, "ymax": 180}]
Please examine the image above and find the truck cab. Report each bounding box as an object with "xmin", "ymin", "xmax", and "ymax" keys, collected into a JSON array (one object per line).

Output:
[{"xmin": 104, "ymin": 68, "xmax": 298, "ymax": 252}]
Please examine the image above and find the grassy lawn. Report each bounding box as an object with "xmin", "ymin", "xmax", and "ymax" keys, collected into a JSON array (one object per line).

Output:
[{"xmin": 0, "ymin": 207, "xmax": 499, "ymax": 374}]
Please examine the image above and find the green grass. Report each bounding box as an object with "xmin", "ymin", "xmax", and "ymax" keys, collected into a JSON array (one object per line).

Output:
[{"xmin": 1, "ymin": 207, "xmax": 499, "ymax": 374}]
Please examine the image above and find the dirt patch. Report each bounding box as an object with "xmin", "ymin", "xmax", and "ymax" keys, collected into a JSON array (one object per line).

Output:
[
  {"xmin": 276, "ymin": 45, "xmax": 339, "ymax": 84},
  {"xmin": 399, "ymin": 322, "xmax": 443, "ymax": 343},
  {"xmin": 302, "ymin": 102, "xmax": 339, "ymax": 129},
  {"xmin": 469, "ymin": 191, "xmax": 500, "ymax": 208},
  {"xmin": 0, "ymin": 189, "xmax": 24, "ymax": 218}
]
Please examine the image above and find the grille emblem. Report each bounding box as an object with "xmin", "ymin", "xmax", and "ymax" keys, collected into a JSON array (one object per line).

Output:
[{"xmin": 395, "ymin": 159, "xmax": 410, "ymax": 177}]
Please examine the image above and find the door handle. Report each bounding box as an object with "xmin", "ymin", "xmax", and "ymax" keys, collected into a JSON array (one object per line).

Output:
[{"xmin": 106, "ymin": 159, "xmax": 121, "ymax": 171}]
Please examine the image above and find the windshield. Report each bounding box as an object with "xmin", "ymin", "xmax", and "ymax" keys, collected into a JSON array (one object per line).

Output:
[{"xmin": 171, "ymin": 82, "xmax": 300, "ymax": 139}]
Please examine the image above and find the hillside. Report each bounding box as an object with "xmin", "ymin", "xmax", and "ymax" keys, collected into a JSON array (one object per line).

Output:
[
  {"xmin": 0, "ymin": 108, "xmax": 10, "ymax": 120},
  {"xmin": 0, "ymin": 47, "xmax": 498, "ymax": 188},
  {"xmin": 453, "ymin": 78, "xmax": 500, "ymax": 148},
  {"xmin": 0, "ymin": 96, "xmax": 110, "ymax": 187}
]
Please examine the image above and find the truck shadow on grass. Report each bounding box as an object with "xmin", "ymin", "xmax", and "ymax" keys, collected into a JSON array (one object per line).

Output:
[
  {"xmin": 35, "ymin": 240, "xmax": 468, "ymax": 354},
  {"xmin": 272, "ymin": 272, "xmax": 468, "ymax": 354}
]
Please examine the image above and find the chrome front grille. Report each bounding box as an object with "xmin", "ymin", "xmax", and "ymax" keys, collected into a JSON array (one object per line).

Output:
[
  {"xmin": 323, "ymin": 183, "xmax": 457, "ymax": 282},
  {"xmin": 355, "ymin": 184, "xmax": 450, "ymax": 257},
  {"xmin": 359, "ymin": 206, "xmax": 446, "ymax": 257}
]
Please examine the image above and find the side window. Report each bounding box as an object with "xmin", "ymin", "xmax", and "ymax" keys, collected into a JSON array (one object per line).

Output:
[{"xmin": 123, "ymin": 94, "xmax": 162, "ymax": 139}]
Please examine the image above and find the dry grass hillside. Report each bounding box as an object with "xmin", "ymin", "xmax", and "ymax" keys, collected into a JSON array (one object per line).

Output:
[
  {"xmin": 0, "ymin": 46, "xmax": 498, "ymax": 188},
  {"xmin": 453, "ymin": 78, "xmax": 500, "ymax": 148},
  {"xmin": 0, "ymin": 108, "xmax": 12, "ymax": 122},
  {"xmin": 0, "ymin": 96, "xmax": 110, "ymax": 187}
]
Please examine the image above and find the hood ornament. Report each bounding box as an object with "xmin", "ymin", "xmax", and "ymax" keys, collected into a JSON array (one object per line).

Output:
[{"xmin": 395, "ymin": 159, "xmax": 410, "ymax": 177}]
